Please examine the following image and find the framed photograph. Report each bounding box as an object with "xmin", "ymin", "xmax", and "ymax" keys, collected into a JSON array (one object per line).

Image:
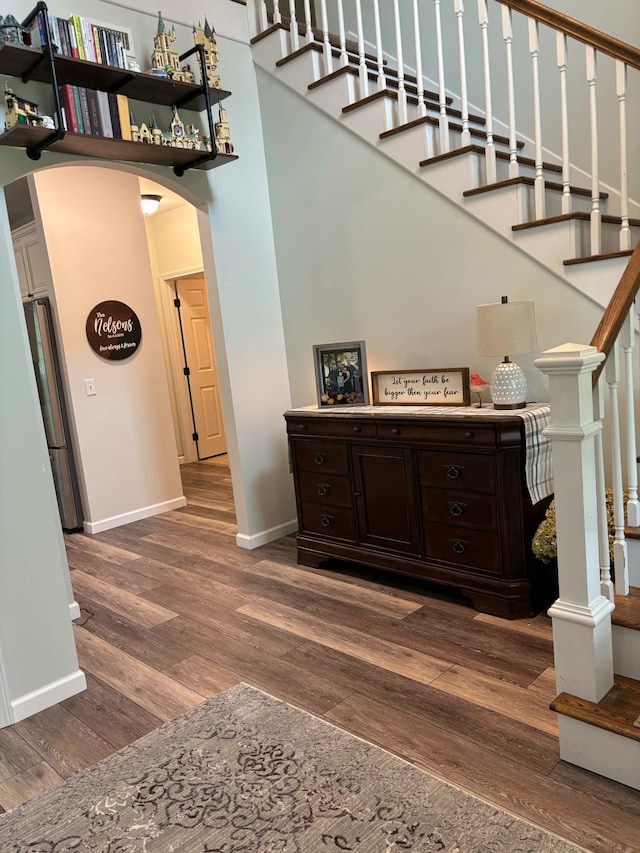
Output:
[
  {"xmin": 313, "ymin": 341, "xmax": 369, "ymax": 407},
  {"xmin": 371, "ymin": 368, "xmax": 470, "ymax": 406}
]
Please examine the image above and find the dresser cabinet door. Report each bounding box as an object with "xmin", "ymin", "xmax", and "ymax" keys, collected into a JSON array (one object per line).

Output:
[{"xmin": 351, "ymin": 445, "xmax": 420, "ymax": 555}]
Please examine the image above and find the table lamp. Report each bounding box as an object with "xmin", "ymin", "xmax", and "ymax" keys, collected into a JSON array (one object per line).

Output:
[{"xmin": 476, "ymin": 296, "xmax": 538, "ymax": 409}]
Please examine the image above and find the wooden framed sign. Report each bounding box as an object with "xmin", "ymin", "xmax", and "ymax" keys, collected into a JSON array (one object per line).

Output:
[{"xmin": 371, "ymin": 368, "xmax": 470, "ymax": 406}]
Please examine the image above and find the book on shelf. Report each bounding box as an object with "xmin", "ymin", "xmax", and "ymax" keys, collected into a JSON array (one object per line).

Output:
[
  {"xmin": 116, "ymin": 94, "xmax": 132, "ymax": 141},
  {"xmin": 96, "ymin": 91, "xmax": 114, "ymax": 137},
  {"xmin": 77, "ymin": 87, "xmax": 92, "ymax": 134},
  {"xmin": 58, "ymin": 85, "xmax": 78, "ymax": 132}
]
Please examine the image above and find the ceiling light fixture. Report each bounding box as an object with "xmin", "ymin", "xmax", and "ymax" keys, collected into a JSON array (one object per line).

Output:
[{"xmin": 140, "ymin": 194, "xmax": 162, "ymax": 215}]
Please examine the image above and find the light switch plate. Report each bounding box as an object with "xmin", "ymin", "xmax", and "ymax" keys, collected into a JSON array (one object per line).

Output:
[{"xmin": 85, "ymin": 378, "xmax": 96, "ymax": 396}]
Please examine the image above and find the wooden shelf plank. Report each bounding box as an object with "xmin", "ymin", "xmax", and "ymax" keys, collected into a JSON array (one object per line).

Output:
[
  {"xmin": 0, "ymin": 126, "xmax": 238, "ymax": 171},
  {"xmin": 0, "ymin": 43, "xmax": 231, "ymax": 111}
]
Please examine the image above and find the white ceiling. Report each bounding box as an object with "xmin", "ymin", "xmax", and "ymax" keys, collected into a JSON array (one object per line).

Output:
[{"xmin": 138, "ymin": 176, "xmax": 188, "ymax": 215}]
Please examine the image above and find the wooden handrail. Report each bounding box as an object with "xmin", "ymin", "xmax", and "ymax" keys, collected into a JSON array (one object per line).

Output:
[
  {"xmin": 590, "ymin": 243, "xmax": 640, "ymax": 385},
  {"xmin": 495, "ymin": 0, "xmax": 640, "ymax": 71}
]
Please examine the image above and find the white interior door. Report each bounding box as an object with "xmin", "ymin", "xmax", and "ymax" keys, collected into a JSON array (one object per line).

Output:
[{"xmin": 176, "ymin": 276, "xmax": 227, "ymax": 459}]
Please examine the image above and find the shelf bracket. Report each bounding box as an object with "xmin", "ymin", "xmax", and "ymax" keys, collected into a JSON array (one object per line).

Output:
[
  {"xmin": 20, "ymin": 1, "xmax": 66, "ymax": 156},
  {"xmin": 171, "ymin": 43, "xmax": 218, "ymax": 176}
]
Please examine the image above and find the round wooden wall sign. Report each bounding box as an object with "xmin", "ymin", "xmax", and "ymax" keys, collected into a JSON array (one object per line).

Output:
[{"xmin": 86, "ymin": 301, "xmax": 142, "ymax": 361}]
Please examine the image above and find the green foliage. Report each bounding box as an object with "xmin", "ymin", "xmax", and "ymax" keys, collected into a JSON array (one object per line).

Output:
[{"xmin": 532, "ymin": 489, "xmax": 627, "ymax": 564}]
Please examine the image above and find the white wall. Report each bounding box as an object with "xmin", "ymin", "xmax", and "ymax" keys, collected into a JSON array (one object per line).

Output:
[
  {"xmin": 256, "ymin": 68, "xmax": 604, "ymax": 407},
  {"xmin": 32, "ymin": 167, "xmax": 185, "ymax": 533},
  {"xmin": 0, "ymin": 173, "xmax": 83, "ymax": 722}
]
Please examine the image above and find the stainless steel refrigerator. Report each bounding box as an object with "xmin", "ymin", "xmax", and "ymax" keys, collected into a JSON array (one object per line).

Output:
[{"xmin": 23, "ymin": 298, "xmax": 84, "ymax": 531}]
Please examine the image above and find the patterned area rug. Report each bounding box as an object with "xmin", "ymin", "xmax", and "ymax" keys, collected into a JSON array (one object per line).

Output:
[{"xmin": 0, "ymin": 684, "xmax": 584, "ymax": 852}]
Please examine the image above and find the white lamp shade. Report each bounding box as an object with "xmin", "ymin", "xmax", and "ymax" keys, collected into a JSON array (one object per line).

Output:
[{"xmin": 476, "ymin": 299, "xmax": 538, "ymax": 357}]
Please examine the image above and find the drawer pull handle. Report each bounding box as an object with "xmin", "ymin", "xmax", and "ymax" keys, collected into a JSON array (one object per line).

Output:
[
  {"xmin": 353, "ymin": 426, "xmax": 361, "ymax": 433},
  {"xmin": 448, "ymin": 501, "xmax": 467, "ymax": 517},
  {"xmin": 317, "ymin": 483, "xmax": 330, "ymax": 496},
  {"xmin": 451, "ymin": 538, "xmax": 469, "ymax": 554},
  {"xmin": 464, "ymin": 431, "xmax": 473, "ymax": 439},
  {"xmin": 299, "ymin": 423, "xmax": 308, "ymax": 431},
  {"xmin": 391, "ymin": 428, "xmax": 400, "ymax": 435},
  {"xmin": 315, "ymin": 453, "xmax": 327, "ymax": 465},
  {"xmin": 320, "ymin": 514, "xmax": 334, "ymax": 527},
  {"xmin": 445, "ymin": 464, "xmax": 464, "ymax": 479},
  {"xmin": 354, "ymin": 491, "xmax": 361, "ymax": 497}
]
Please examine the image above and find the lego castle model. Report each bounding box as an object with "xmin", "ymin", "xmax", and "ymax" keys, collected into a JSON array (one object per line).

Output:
[{"xmin": 148, "ymin": 13, "xmax": 220, "ymax": 89}]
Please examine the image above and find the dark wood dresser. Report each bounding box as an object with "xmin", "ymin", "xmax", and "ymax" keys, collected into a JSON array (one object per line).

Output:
[{"xmin": 285, "ymin": 406, "xmax": 555, "ymax": 618}]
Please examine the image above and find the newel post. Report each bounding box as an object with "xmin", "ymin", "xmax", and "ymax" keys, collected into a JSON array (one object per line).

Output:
[{"xmin": 535, "ymin": 343, "xmax": 614, "ymax": 703}]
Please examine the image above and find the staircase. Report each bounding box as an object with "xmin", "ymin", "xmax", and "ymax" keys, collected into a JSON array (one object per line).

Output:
[
  {"xmin": 249, "ymin": 0, "xmax": 639, "ymax": 310},
  {"xmin": 245, "ymin": 0, "xmax": 640, "ymax": 790}
]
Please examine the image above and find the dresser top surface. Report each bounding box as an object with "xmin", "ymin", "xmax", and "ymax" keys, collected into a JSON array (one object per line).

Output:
[{"xmin": 285, "ymin": 403, "xmax": 550, "ymax": 422}]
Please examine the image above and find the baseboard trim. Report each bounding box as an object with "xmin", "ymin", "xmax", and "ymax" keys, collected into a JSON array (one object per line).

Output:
[
  {"xmin": 83, "ymin": 496, "xmax": 187, "ymax": 534},
  {"xmin": 236, "ymin": 519, "xmax": 298, "ymax": 550},
  {"xmin": 69, "ymin": 600, "xmax": 81, "ymax": 621},
  {"xmin": 11, "ymin": 669, "xmax": 87, "ymax": 723}
]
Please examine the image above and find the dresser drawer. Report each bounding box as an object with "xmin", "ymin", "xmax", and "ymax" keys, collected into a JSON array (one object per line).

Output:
[
  {"xmin": 417, "ymin": 450, "xmax": 495, "ymax": 492},
  {"xmin": 288, "ymin": 418, "xmax": 376, "ymax": 439},
  {"xmin": 377, "ymin": 421, "xmax": 496, "ymax": 446},
  {"xmin": 421, "ymin": 486, "xmax": 497, "ymax": 531},
  {"xmin": 423, "ymin": 523, "xmax": 501, "ymax": 574},
  {"xmin": 298, "ymin": 470, "xmax": 353, "ymax": 508},
  {"xmin": 293, "ymin": 441, "xmax": 349, "ymax": 475},
  {"xmin": 300, "ymin": 502, "xmax": 356, "ymax": 541}
]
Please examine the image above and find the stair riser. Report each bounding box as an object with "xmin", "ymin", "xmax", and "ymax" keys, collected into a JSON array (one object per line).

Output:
[
  {"xmin": 623, "ymin": 535, "xmax": 640, "ymax": 588},
  {"xmin": 612, "ymin": 624, "xmax": 640, "ymax": 680},
  {"xmin": 275, "ymin": 50, "xmax": 325, "ymax": 93},
  {"xmin": 465, "ymin": 185, "xmax": 601, "ymax": 237},
  {"xmin": 556, "ymin": 715, "xmax": 640, "ymax": 790},
  {"xmin": 514, "ymin": 219, "xmax": 639, "ymax": 271},
  {"xmin": 307, "ymin": 72, "xmax": 360, "ymax": 114},
  {"xmin": 417, "ymin": 149, "xmax": 486, "ymax": 202},
  {"xmin": 342, "ymin": 96, "xmax": 418, "ymax": 138},
  {"xmin": 252, "ymin": 27, "xmax": 291, "ymax": 70}
]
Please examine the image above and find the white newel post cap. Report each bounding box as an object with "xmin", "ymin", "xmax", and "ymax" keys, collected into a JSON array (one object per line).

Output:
[{"xmin": 535, "ymin": 343, "xmax": 605, "ymax": 427}]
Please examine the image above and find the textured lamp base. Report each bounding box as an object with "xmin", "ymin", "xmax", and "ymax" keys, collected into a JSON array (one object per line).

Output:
[{"xmin": 491, "ymin": 361, "xmax": 527, "ymax": 409}]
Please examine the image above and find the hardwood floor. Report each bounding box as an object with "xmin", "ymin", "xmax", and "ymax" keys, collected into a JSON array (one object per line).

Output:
[{"xmin": 1, "ymin": 460, "xmax": 638, "ymax": 849}]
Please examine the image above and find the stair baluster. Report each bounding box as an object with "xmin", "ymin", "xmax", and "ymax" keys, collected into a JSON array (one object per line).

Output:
[
  {"xmin": 586, "ymin": 47, "xmax": 601, "ymax": 255},
  {"xmin": 303, "ymin": 0, "xmax": 313, "ymax": 45},
  {"xmin": 605, "ymin": 342, "xmax": 629, "ymax": 596},
  {"xmin": 556, "ymin": 33, "xmax": 572, "ymax": 214},
  {"xmin": 336, "ymin": 0, "xmax": 348, "ymax": 68},
  {"xmin": 373, "ymin": 0, "xmax": 386, "ymax": 89},
  {"xmin": 454, "ymin": 0, "xmax": 471, "ymax": 147},
  {"xmin": 433, "ymin": 0, "xmax": 450, "ymax": 155},
  {"xmin": 528, "ymin": 17, "xmax": 545, "ymax": 218},
  {"xmin": 272, "ymin": 0, "xmax": 281, "ymax": 25},
  {"xmin": 478, "ymin": 0, "xmax": 496, "ymax": 183},
  {"xmin": 412, "ymin": 0, "xmax": 426, "ymax": 117},
  {"xmin": 622, "ymin": 308, "xmax": 639, "ymax": 526},
  {"xmin": 392, "ymin": 0, "xmax": 408, "ymax": 126},
  {"xmin": 500, "ymin": 5, "xmax": 519, "ymax": 179},
  {"xmin": 287, "ymin": 0, "xmax": 299, "ymax": 51},
  {"xmin": 593, "ymin": 378, "xmax": 614, "ymax": 601},
  {"xmin": 617, "ymin": 61, "xmax": 631, "ymax": 251},
  {"xmin": 354, "ymin": 0, "xmax": 369, "ymax": 99},
  {"xmin": 319, "ymin": 0, "xmax": 333, "ymax": 77}
]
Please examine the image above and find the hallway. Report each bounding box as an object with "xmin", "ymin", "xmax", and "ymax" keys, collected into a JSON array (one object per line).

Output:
[{"xmin": 0, "ymin": 461, "xmax": 637, "ymax": 850}]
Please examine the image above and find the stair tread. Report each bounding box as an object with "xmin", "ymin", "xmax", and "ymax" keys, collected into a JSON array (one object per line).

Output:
[
  {"xmin": 463, "ymin": 176, "xmax": 608, "ymax": 200},
  {"xmin": 612, "ymin": 584, "xmax": 640, "ymax": 630},
  {"xmin": 564, "ymin": 250, "xmax": 635, "ymax": 266},
  {"xmin": 551, "ymin": 674, "xmax": 640, "ymax": 742},
  {"xmin": 376, "ymin": 116, "xmax": 523, "ymax": 150},
  {"xmin": 513, "ymin": 212, "xmax": 640, "ymax": 231}
]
